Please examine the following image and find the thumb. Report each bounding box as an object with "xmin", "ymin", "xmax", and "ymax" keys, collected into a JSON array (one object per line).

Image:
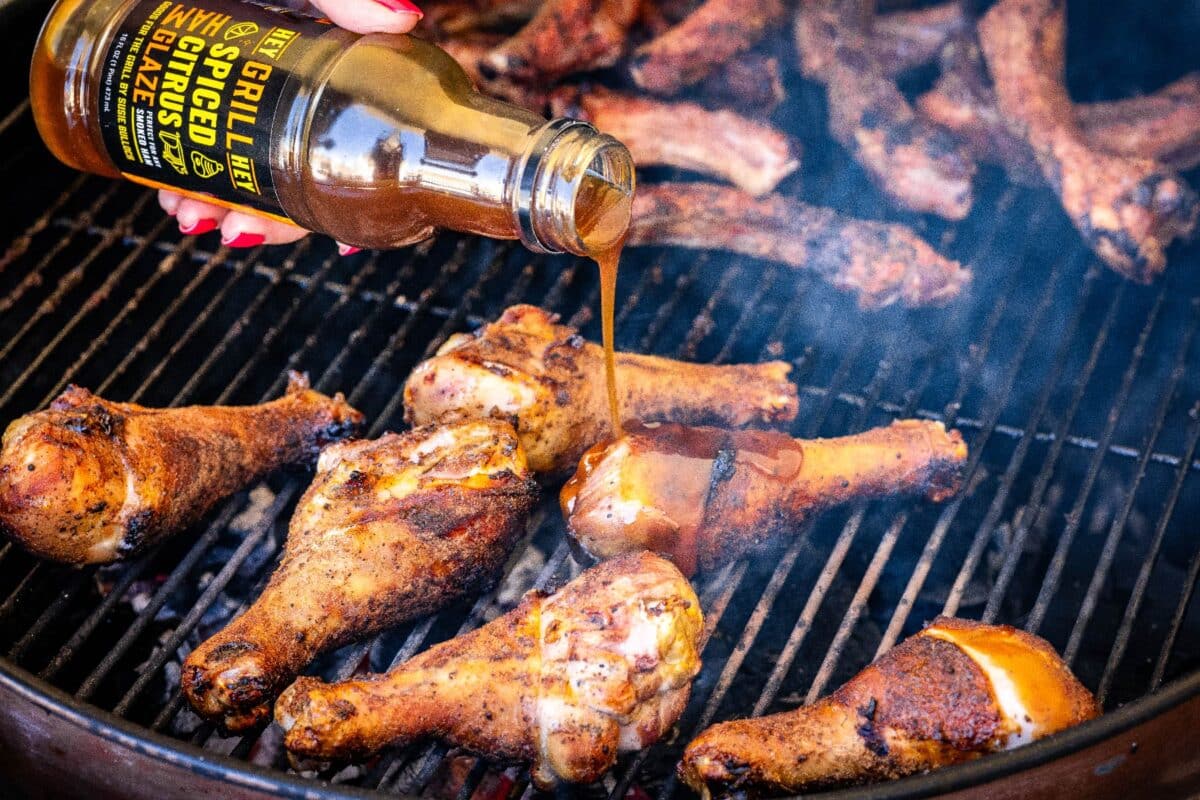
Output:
[{"xmin": 309, "ymin": 0, "xmax": 423, "ymax": 34}]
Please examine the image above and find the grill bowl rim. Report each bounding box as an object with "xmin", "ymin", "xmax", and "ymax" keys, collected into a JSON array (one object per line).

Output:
[{"xmin": 2, "ymin": 655, "xmax": 1198, "ymax": 799}]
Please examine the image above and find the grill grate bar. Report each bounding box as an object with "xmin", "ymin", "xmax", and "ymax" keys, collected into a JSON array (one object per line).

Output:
[
  {"xmin": 0, "ymin": 563, "xmax": 44, "ymax": 624},
  {"xmin": 0, "ymin": 187, "xmax": 148, "ymax": 397},
  {"xmin": 1148, "ymin": 416, "xmax": 1200, "ymax": 693},
  {"xmin": 0, "ymin": 174, "xmax": 88, "ymax": 272},
  {"xmin": 39, "ymin": 554, "xmax": 155, "ymax": 681},
  {"xmin": 745, "ymin": 332, "xmax": 910, "ymax": 718},
  {"xmin": 1064, "ymin": 309, "xmax": 1200, "ymax": 665},
  {"xmin": 977, "ymin": 267, "xmax": 1112, "ymax": 622},
  {"xmin": 6, "ymin": 571, "xmax": 91, "ymax": 662},
  {"xmin": 939, "ymin": 254, "xmax": 1068, "ymax": 619},
  {"xmin": 1115, "ymin": 395, "xmax": 1200, "ymax": 693},
  {"xmin": 0, "ymin": 182, "xmax": 124, "ymax": 314},
  {"xmin": 171, "ymin": 239, "xmax": 318, "ymax": 403},
  {"xmin": 0, "ymin": 98, "xmax": 30, "ymax": 137},
  {"xmin": 794, "ymin": 385, "xmax": 1200, "ymax": 474},
  {"xmin": 1026, "ymin": 288, "xmax": 1168, "ymax": 634},
  {"xmin": 34, "ymin": 236, "xmax": 201, "ymax": 407},
  {"xmin": 870, "ymin": 206, "xmax": 1047, "ymax": 653},
  {"xmin": 71, "ymin": 501, "xmax": 244, "ymax": 700},
  {"xmin": 806, "ymin": 515, "xmax": 907, "ymax": 702},
  {"xmin": 127, "ymin": 247, "xmax": 266, "ymax": 404},
  {"xmin": 109, "ymin": 488, "xmax": 299, "ymax": 715},
  {"xmin": 0, "ymin": 213, "xmax": 174, "ymax": 413}
]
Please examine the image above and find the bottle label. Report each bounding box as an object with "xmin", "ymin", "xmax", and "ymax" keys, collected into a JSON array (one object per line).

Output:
[{"xmin": 97, "ymin": 0, "xmax": 331, "ymax": 221}]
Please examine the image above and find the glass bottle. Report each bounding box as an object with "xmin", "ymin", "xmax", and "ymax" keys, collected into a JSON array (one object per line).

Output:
[{"xmin": 29, "ymin": 0, "xmax": 634, "ymax": 255}]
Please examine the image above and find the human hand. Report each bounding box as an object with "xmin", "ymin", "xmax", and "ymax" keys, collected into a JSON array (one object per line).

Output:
[{"xmin": 160, "ymin": 0, "xmax": 423, "ymax": 253}]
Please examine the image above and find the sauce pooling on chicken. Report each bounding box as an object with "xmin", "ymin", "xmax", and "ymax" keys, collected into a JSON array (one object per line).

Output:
[{"xmin": 561, "ymin": 422, "xmax": 803, "ymax": 575}]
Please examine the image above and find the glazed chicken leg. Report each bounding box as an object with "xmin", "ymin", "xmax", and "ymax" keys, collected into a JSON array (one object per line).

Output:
[
  {"xmin": 276, "ymin": 551, "xmax": 704, "ymax": 789},
  {"xmin": 183, "ymin": 420, "xmax": 537, "ymax": 732},
  {"xmin": 681, "ymin": 617, "xmax": 1100, "ymax": 796},
  {"xmin": 403, "ymin": 305, "xmax": 799, "ymax": 474},
  {"xmin": 0, "ymin": 373, "xmax": 362, "ymax": 565},
  {"xmin": 562, "ymin": 420, "xmax": 967, "ymax": 575}
]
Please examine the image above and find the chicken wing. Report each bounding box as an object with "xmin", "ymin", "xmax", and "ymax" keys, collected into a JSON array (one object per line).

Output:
[
  {"xmin": 0, "ymin": 373, "xmax": 362, "ymax": 565},
  {"xmin": 795, "ymin": 0, "xmax": 975, "ymax": 219},
  {"xmin": 276, "ymin": 551, "xmax": 704, "ymax": 789},
  {"xmin": 978, "ymin": 0, "xmax": 1198, "ymax": 282},
  {"xmin": 182, "ymin": 420, "xmax": 537, "ymax": 732},
  {"xmin": 680, "ymin": 616, "xmax": 1100, "ymax": 796},
  {"xmin": 630, "ymin": 0, "xmax": 786, "ymax": 95},
  {"xmin": 551, "ymin": 86, "xmax": 801, "ymax": 196},
  {"xmin": 562, "ymin": 420, "xmax": 966, "ymax": 576},
  {"xmin": 403, "ymin": 305, "xmax": 799, "ymax": 474},
  {"xmin": 481, "ymin": 0, "xmax": 640, "ymax": 82},
  {"xmin": 630, "ymin": 182, "xmax": 971, "ymax": 309}
]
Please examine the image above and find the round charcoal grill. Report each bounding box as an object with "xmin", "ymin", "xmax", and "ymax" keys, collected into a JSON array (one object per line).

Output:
[{"xmin": 1, "ymin": 1, "xmax": 1199, "ymax": 798}]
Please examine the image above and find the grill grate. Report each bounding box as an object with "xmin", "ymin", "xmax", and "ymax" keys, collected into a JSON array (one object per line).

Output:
[{"xmin": 4, "ymin": 38, "xmax": 1200, "ymax": 800}]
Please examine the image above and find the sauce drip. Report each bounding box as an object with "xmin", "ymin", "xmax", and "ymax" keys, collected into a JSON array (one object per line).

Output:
[{"xmin": 575, "ymin": 173, "xmax": 632, "ymax": 437}]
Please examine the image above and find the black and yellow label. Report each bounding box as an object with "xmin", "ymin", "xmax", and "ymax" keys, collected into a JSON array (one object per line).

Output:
[{"xmin": 98, "ymin": 0, "xmax": 330, "ymax": 218}]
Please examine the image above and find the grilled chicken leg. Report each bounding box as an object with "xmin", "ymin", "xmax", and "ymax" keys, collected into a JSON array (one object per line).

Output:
[
  {"xmin": 276, "ymin": 551, "xmax": 704, "ymax": 789},
  {"xmin": 562, "ymin": 420, "xmax": 966, "ymax": 575},
  {"xmin": 403, "ymin": 305, "xmax": 799, "ymax": 474},
  {"xmin": 0, "ymin": 373, "xmax": 362, "ymax": 565},
  {"xmin": 681, "ymin": 617, "xmax": 1100, "ymax": 796},
  {"xmin": 183, "ymin": 420, "xmax": 537, "ymax": 732}
]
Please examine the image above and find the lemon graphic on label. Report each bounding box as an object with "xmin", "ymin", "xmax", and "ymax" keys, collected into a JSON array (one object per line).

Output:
[
  {"xmin": 158, "ymin": 131, "xmax": 188, "ymax": 175},
  {"xmin": 190, "ymin": 151, "xmax": 225, "ymax": 180},
  {"xmin": 225, "ymin": 22, "xmax": 259, "ymax": 40}
]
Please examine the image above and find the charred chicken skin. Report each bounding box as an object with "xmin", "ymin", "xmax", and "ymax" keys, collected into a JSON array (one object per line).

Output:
[
  {"xmin": 276, "ymin": 551, "xmax": 704, "ymax": 789},
  {"xmin": 795, "ymin": 0, "xmax": 975, "ymax": 220},
  {"xmin": 681, "ymin": 616, "xmax": 1100, "ymax": 797},
  {"xmin": 403, "ymin": 305, "xmax": 799, "ymax": 474},
  {"xmin": 630, "ymin": 182, "xmax": 970, "ymax": 309},
  {"xmin": 0, "ymin": 373, "xmax": 362, "ymax": 565},
  {"xmin": 978, "ymin": 0, "xmax": 1199, "ymax": 282},
  {"xmin": 183, "ymin": 420, "xmax": 537, "ymax": 732},
  {"xmin": 562, "ymin": 420, "xmax": 967, "ymax": 576}
]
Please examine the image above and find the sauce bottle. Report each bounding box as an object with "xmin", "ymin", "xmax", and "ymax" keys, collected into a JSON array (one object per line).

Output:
[{"xmin": 29, "ymin": 0, "xmax": 635, "ymax": 256}]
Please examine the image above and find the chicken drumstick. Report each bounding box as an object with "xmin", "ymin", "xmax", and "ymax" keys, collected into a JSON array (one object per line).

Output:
[
  {"xmin": 562, "ymin": 420, "xmax": 967, "ymax": 576},
  {"xmin": 183, "ymin": 420, "xmax": 537, "ymax": 731},
  {"xmin": 0, "ymin": 373, "xmax": 362, "ymax": 565},
  {"xmin": 403, "ymin": 305, "xmax": 799, "ymax": 474},
  {"xmin": 681, "ymin": 616, "xmax": 1100, "ymax": 796},
  {"xmin": 276, "ymin": 551, "xmax": 704, "ymax": 789}
]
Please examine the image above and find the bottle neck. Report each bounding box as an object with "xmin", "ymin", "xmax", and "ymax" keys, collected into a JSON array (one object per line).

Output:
[{"xmin": 514, "ymin": 120, "xmax": 635, "ymax": 257}]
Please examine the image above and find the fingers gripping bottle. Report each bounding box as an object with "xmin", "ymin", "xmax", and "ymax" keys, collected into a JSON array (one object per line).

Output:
[{"xmin": 30, "ymin": 0, "xmax": 634, "ymax": 256}]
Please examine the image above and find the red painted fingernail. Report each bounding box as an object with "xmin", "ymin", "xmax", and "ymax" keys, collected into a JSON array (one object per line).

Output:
[
  {"xmin": 373, "ymin": 0, "xmax": 422, "ymax": 15},
  {"xmin": 222, "ymin": 232, "xmax": 266, "ymax": 248},
  {"xmin": 338, "ymin": 244, "xmax": 362, "ymax": 257},
  {"xmin": 179, "ymin": 218, "xmax": 218, "ymax": 235}
]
